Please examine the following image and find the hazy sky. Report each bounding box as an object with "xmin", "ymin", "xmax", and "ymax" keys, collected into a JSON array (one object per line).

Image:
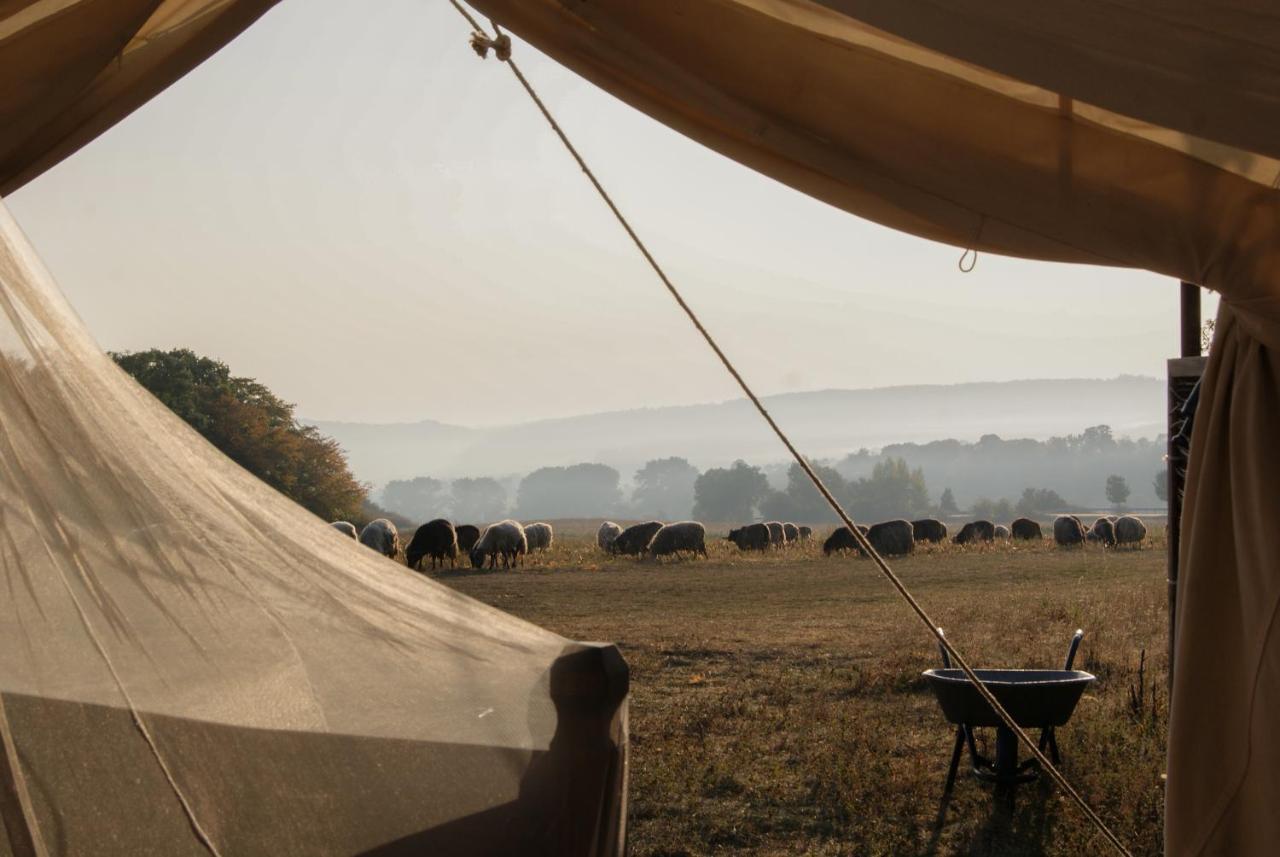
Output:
[{"xmin": 7, "ymin": 0, "xmax": 1212, "ymax": 427}]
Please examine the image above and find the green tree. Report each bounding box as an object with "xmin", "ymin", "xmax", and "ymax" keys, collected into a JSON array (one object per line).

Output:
[
  {"xmin": 1015, "ymin": 487, "xmax": 1070, "ymax": 516},
  {"xmin": 451, "ymin": 477, "xmax": 507, "ymax": 523},
  {"xmin": 938, "ymin": 487, "xmax": 959, "ymax": 516},
  {"xmin": 1153, "ymin": 470, "xmax": 1168, "ymax": 503},
  {"xmin": 112, "ymin": 348, "xmax": 366, "ymax": 521},
  {"xmin": 516, "ymin": 463, "xmax": 622, "ymax": 518},
  {"xmin": 844, "ymin": 457, "xmax": 930, "ymax": 521},
  {"xmin": 632, "ymin": 457, "xmax": 700, "ymax": 518},
  {"xmin": 382, "ymin": 476, "xmax": 449, "ymax": 523},
  {"xmin": 760, "ymin": 462, "xmax": 849, "ymax": 523},
  {"xmin": 1106, "ymin": 474, "xmax": 1131, "ymax": 509},
  {"xmin": 692, "ymin": 460, "xmax": 770, "ymax": 522}
]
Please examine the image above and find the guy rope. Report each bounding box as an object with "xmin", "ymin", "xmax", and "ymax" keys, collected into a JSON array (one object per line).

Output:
[{"xmin": 446, "ymin": 3, "xmax": 1134, "ymax": 854}]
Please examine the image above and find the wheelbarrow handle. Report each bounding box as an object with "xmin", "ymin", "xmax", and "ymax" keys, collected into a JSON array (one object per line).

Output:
[{"xmin": 1064, "ymin": 629, "xmax": 1084, "ymax": 671}]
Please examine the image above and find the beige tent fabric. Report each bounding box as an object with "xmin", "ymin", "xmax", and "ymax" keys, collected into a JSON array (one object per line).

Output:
[
  {"xmin": 0, "ymin": 0, "xmax": 282, "ymax": 196},
  {"xmin": 0, "ymin": 199, "xmax": 627, "ymax": 854},
  {"xmin": 459, "ymin": 2, "xmax": 1280, "ymax": 854},
  {"xmin": 1171, "ymin": 303, "xmax": 1280, "ymax": 856},
  {"xmin": 463, "ymin": 0, "xmax": 1280, "ymax": 313},
  {"xmin": 809, "ymin": 1, "xmax": 1280, "ymax": 163}
]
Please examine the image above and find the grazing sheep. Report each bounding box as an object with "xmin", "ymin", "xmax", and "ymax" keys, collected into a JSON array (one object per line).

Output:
[
  {"xmin": 1087, "ymin": 517, "xmax": 1117, "ymax": 547},
  {"xmin": 726, "ymin": 522, "xmax": 771, "ymax": 551},
  {"xmin": 405, "ymin": 519, "xmax": 458, "ymax": 571},
  {"xmin": 797, "ymin": 525, "xmax": 813, "ymax": 541},
  {"xmin": 823, "ymin": 525, "xmax": 869, "ymax": 556},
  {"xmin": 1054, "ymin": 515, "xmax": 1087, "ymax": 547},
  {"xmin": 1010, "ymin": 518, "xmax": 1042, "ymax": 540},
  {"xmin": 994, "ymin": 524, "xmax": 1011, "ymax": 539},
  {"xmin": 647, "ymin": 521, "xmax": 708, "ymax": 559},
  {"xmin": 359, "ymin": 519, "xmax": 400, "ymax": 559},
  {"xmin": 1115, "ymin": 515, "xmax": 1148, "ymax": 547},
  {"xmin": 525, "ymin": 522, "xmax": 554, "ymax": 552},
  {"xmin": 859, "ymin": 519, "xmax": 915, "ymax": 557},
  {"xmin": 612, "ymin": 521, "xmax": 664, "ymax": 556},
  {"xmin": 953, "ymin": 520, "xmax": 995, "ymax": 545},
  {"xmin": 765, "ymin": 521, "xmax": 785, "ymax": 547},
  {"xmin": 911, "ymin": 518, "xmax": 948, "ymax": 543},
  {"xmin": 782, "ymin": 522, "xmax": 799, "ymax": 543},
  {"xmin": 470, "ymin": 520, "xmax": 527, "ymax": 569},
  {"xmin": 597, "ymin": 521, "xmax": 623, "ymax": 551},
  {"xmin": 331, "ymin": 521, "xmax": 358, "ymax": 539},
  {"xmin": 455, "ymin": 524, "xmax": 481, "ymax": 553}
]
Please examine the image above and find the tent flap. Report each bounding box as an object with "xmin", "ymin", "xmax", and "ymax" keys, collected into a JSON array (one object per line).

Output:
[{"xmin": 0, "ymin": 199, "xmax": 628, "ymax": 854}]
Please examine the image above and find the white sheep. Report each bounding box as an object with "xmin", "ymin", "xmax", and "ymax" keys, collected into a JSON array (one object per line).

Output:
[
  {"xmin": 359, "ymin": 518, "xmax": 400, "ymax": 558},
  {"xmin": 597, "ymin": 521, "xmax": 623, "ymax": 551},
  {"xmin": 470, "ymin": 520, "xmax": 528, "ymax": 570},
  {"xmin": 524, "ymin": 522, "xmax": 554, "ymax": 552}
]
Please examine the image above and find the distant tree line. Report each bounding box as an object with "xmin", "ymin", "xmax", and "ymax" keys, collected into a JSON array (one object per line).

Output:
[
  {"xmin": 378, "ymin": 425, "xmax": 1169, "ymax": 524},
  {"xmin": 119, "ymin": 348, "xmax": 1167, "ymax": 528},
  {"xmin": 837, "ymin": 425, "xmax": 1165, "ymax": 509}
]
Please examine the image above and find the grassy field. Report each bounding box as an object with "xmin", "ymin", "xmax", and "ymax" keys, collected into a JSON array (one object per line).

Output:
[{"xmin": 432, "ymin": 523, "xmax": 1169, "ymax": 856}]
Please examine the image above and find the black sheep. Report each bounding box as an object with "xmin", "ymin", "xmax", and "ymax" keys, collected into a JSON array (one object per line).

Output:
[
  {"xmin": 953, "ymin": 520, "xmax": 996, "ymax": 545},
  {"xmin": 1010, "ymin": 517, "xmax": 1042, "ymax": 540},
  {"xmin": 612, "ymin": 521, "xmax": 663, "ymax": 556},
  {"xmin": 455, "ymin": 524, "xmax": 481, "ymax": 553},
  {"xmin": 823, "ymin": 524, "xmax": 869, "ymax": 555},
  {"xmin": 911, "ymin": 518, "xmax": 948, "ymax": 543},
  {"xmin": 726, "ymin": 523, "xmax": 771, "ymax": 551},
  {"xmin": 406, "ymin": 519, "xmax": 458, "ymax": 571}
]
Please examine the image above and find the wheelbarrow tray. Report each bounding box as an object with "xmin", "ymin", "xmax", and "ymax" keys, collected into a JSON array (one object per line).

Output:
[{"xmin": 922, "ymin": 668, "xmax": 1095, "ymax": 728}]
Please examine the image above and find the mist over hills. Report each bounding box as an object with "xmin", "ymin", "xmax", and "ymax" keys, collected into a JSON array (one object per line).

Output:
[{"xmin": 307, "ymin": 376, "xmax": 1165, "ymax": 497}]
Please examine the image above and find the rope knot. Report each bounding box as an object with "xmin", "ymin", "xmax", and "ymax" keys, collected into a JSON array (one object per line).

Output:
[{"xmin": 470, "ymin": 32, "xmax": 511, "ymax": 61}]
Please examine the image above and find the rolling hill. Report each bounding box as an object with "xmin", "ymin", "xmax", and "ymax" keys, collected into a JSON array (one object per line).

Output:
[{"xmin": 306, "ymin": 376, "xmax": 1165, "ymax": 489}]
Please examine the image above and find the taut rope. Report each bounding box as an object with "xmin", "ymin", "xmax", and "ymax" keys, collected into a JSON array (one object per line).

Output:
[{"xmin": 445, "ymin": 4, "xmax": 1133, "ymax": 854}]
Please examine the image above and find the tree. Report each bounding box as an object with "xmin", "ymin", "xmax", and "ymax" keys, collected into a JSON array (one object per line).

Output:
[
  {"xmin": 971, "ymin": 496, "xmax": 1014, "ymax": 520},
  {"xmin": 692, "ymin": 460, "xmax": 770, "ymax": 522},
  {"xmin": 760, "ymin": 462, "xmax": 849, "ymax": 523},
  {"xmin": 358, "ymin": 498, "xmax": 415, "ymax": 531},
  {"xmin": 381, "ymin": 476, "xmax": 449, "ymax": 523},
  {"xmin": 938, "ymin": 488, "xmax": 959, "ymax": 516},
  {"xmin": 843, "ymin": 457, "xmax": 930, "ymax": 521},
  {"xmin": 1106, "ymin": 474, "xmax": 1131, "ymax": 509},
  {"xmin": 1153, "ymin": 470, "xmax": 1169, "ymax": 503},
  {"xmin": 516, "ymin": 463, "xmax": 622, "ymax": 518},
  {"xmin": 631, "ymin": 457, "xmax": 700, "ymax": 519},
  {"xmin": 1015, "ymin": 487, "xmax": 1070, "ymax": 516},
  {"xmin": 451, "ymin": 477, "xmax": 507, "ymax": 523},
  {"xmin": 112, "ymin": 348, "xmax": 366, "ymax": 521}
]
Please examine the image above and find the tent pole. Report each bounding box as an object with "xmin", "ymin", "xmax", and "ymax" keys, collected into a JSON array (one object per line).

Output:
[
  {"xmin": 1168, "ymin": 283, "xmax": 1201, "ymax": 692},
  {"xmin": 1180, "ymin": 282, "xmax": 1201, "ymax": 358}
]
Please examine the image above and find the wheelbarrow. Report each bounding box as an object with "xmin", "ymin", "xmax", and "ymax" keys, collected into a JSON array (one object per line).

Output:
[{"xmin": 923, "ymin": 629, "xmax": 1094, "ymax": 794}]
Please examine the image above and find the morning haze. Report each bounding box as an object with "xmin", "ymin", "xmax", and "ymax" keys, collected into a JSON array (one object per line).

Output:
[{"xmin": 7, "ymin": 0, "xmax": 1201, "ymax": 430}]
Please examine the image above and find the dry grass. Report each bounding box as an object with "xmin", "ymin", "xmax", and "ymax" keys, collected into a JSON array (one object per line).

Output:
[{"xmin": 433, "ymin": 524, "xmax": 1169, "ymax": 856}]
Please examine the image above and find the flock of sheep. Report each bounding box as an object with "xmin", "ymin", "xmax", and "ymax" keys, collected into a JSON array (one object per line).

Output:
[
  {"xmin": 818, "ymin": 513, "xmax": 1149, "ymax": 557},
  {"xmin": 331, "ymin": 516, "xmax": 712, "ymax": 569},
  {"xmin": 330, "ymin": 511, "xmax": 1149, "ymax": 571}
]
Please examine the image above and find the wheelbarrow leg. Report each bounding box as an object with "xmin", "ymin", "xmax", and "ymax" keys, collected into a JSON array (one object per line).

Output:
[
  {"xmin": 1036, "ymin": 629, "xmax": 1083, "ymax": 767},
  {"xmin": 944, "ymin": 726, "xmax": 966, "ymax": 794}
]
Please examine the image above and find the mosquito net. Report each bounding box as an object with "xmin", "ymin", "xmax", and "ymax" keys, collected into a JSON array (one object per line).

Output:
[{"xmin": 0, "ymin": 201, "xmax": 627, "ymax": 856}]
